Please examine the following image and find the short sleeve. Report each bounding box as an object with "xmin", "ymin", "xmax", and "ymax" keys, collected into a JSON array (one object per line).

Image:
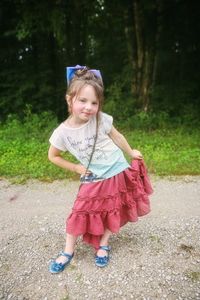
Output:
[
  {"xmin": 101, "ymin": 112, "xmax": 113, "ymax": 134},
  {"xmin": 49, "ymin": 129, "xmax": 67, "ymax": 152}
]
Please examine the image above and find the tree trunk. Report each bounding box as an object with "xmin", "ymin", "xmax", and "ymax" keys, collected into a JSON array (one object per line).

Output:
[
  {"xmin": 128, "ymin": 0, "xmax": 160, "ymax": 111},
  {"xmin": 152, "ymin": 0, "xmax": 163, "ymax": 90},
  {"xmin": 133, "ymin": 0, "xmax": 145, "ymax": 98},
  {"xmin": 123, "ymin": 3, "xmax": 138, "ymax": 93}
]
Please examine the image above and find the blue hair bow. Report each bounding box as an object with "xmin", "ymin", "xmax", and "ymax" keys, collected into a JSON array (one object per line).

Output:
[{"xmin": 66, "ymin": 65, "xmax": 102, "ymax": 85}]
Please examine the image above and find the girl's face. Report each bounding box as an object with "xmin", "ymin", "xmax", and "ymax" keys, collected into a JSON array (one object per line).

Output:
[{"xmin": 68, "ymin": 84, "xmax": 99, "ymax": 124}]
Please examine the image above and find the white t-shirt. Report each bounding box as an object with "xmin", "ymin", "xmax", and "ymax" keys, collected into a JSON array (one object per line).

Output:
[{"xmin": 49, "ymin": 112, "xmax": 130, "ymax": 181}]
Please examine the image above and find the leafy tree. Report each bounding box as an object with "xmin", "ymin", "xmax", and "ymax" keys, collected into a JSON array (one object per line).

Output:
[{"xmin": 0, "ymin": 0, "xmax": 199, "ymax": 123}]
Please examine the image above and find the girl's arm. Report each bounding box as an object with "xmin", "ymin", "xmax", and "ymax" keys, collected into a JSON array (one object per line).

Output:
[
  {"xmin": 48, "ymin": 145, "xmax": 88, "ymax": 175},
  {"xmin": 108, "ymin": 126, "xmax": 143, "ymax": 160}
]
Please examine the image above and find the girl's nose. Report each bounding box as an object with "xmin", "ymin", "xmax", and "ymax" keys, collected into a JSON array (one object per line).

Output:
[{"xmin": 85, "ymin": 103, "xmax": 92, "ymax": 110}]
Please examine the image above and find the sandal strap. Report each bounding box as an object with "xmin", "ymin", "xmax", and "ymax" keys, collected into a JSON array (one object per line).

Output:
[
  {"xmin": 99, "ymin": 245, "xmax": 111, "ymax": 252},
  {"xmin": 95, "ymin": 256, "xmax": 109, "ymax": 262},
  {"xmin": 59, "ymin": 251, "xmax": 74, "ymax": 259}
]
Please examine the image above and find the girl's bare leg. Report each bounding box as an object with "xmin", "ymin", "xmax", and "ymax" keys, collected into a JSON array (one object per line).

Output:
[
  {"xmin": 55, "ymin": 233, "xmax": 78, "ymax": 264},
  {"xmin": 97, "ymin": 229, "xmax": 112, "ymax": 257}
]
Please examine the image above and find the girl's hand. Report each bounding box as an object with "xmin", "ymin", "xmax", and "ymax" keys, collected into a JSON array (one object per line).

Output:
[
  {"xmin": 74, "ymin": 164, "xmax": 91, "ymax": 175},
  {"xmin": 131, "ymin": 149, "xmax": 143, "ymax": 160}
]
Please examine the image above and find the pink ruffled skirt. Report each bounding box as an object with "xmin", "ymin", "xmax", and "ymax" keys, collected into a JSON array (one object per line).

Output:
[{"xmin": 66, "ymin": 160, "xmax": 153, "ymax": 249}]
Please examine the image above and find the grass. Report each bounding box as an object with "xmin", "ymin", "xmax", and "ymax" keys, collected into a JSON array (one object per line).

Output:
[
  {"xmin": 0, "ymin": 112, "xmax": 199, "ymax": 182},
  {"xmin": 125, "ymin": 128, "xmax": 200, "ymax": 176},
  {"xmin": 185, "ymin": 271, "xmax": 200, "ymax": 282}
]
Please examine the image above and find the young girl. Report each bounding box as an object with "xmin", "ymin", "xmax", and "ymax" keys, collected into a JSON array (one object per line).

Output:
[{"xmin": 48, "ymin": 65, "xmax": 153, "ymax": 273}]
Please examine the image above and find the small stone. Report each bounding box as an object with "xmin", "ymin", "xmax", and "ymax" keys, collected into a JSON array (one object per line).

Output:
[
  {"xmin": 0, "ymin": 293, "xmax": 4, "ymax": 300},
  {"xmin": 98, "ymin": 293, "xmax": 103, "ymax": 297}
]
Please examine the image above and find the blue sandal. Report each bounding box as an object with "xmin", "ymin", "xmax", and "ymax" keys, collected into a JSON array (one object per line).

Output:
[
  {"xmin": 49, "ymin": 251, "xmax": 74, "ymax": 274},
  {"xmin": 95, "ymin": 246, "xmax": 111, "ymax": 268}
]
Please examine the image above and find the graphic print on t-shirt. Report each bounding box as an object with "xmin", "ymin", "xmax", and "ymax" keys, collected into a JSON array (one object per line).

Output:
[{"xmin": 49, "ymin": 112, "xmax": 130, "ymax": 180}]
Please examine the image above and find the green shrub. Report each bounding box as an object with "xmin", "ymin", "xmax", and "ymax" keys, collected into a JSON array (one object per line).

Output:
[
  {"xmin": 0, "ymin": 106, "xmax": 58, "ymax": 142},
  {"xmin": 0, "ymin": 111, "xmax": 199, "ymax": 182}
]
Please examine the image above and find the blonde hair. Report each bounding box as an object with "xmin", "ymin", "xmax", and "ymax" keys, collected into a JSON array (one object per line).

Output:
[{"xmin": 66, "ymin": 68, "xmax": 104, "ymax": 114}]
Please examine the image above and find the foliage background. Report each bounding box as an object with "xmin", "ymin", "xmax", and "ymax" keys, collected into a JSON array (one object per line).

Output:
[
  {"xmin": 0, "ymin": 110, "xmax": 199, "ymax": 182},
  {"xmin": 0, "ymin": 0, "xmax": 199, "ymax": 180},
  {"xmin": 1, "ymin": 0, "xmax": 200, "ymax": 123}
]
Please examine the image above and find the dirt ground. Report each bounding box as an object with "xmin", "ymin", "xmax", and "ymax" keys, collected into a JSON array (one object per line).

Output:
[{"xmin": 0, "ymin": 176, "xmax": 200, "ymax": 300}]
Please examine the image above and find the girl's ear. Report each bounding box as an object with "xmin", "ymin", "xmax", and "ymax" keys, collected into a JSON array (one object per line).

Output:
[
  {"xmin": 66, "ymin": 94, "xmax": 70, "ymax": 104},
  {"xmin": 66, "ymin": 94, "xmax": 72, "ymax": 114}
]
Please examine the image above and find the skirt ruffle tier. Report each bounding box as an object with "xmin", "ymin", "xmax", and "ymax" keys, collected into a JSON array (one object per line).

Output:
[{"xmin": 66, "ymin": 160, "xmax": 153, "ymax": 249}]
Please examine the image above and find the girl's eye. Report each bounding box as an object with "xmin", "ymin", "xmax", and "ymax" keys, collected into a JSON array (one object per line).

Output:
[
  {"xmin": 80, "ymin": 99, "xmax": 86, "ymax": 103},
  {"xmin": 92, "ymin": 102, "xmax": 98, "ymax": 105}
]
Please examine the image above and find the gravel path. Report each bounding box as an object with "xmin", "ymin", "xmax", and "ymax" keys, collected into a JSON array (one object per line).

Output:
[{"xmin": 0, "ymin": 176, "xmax": 200, "ymax": 300}]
